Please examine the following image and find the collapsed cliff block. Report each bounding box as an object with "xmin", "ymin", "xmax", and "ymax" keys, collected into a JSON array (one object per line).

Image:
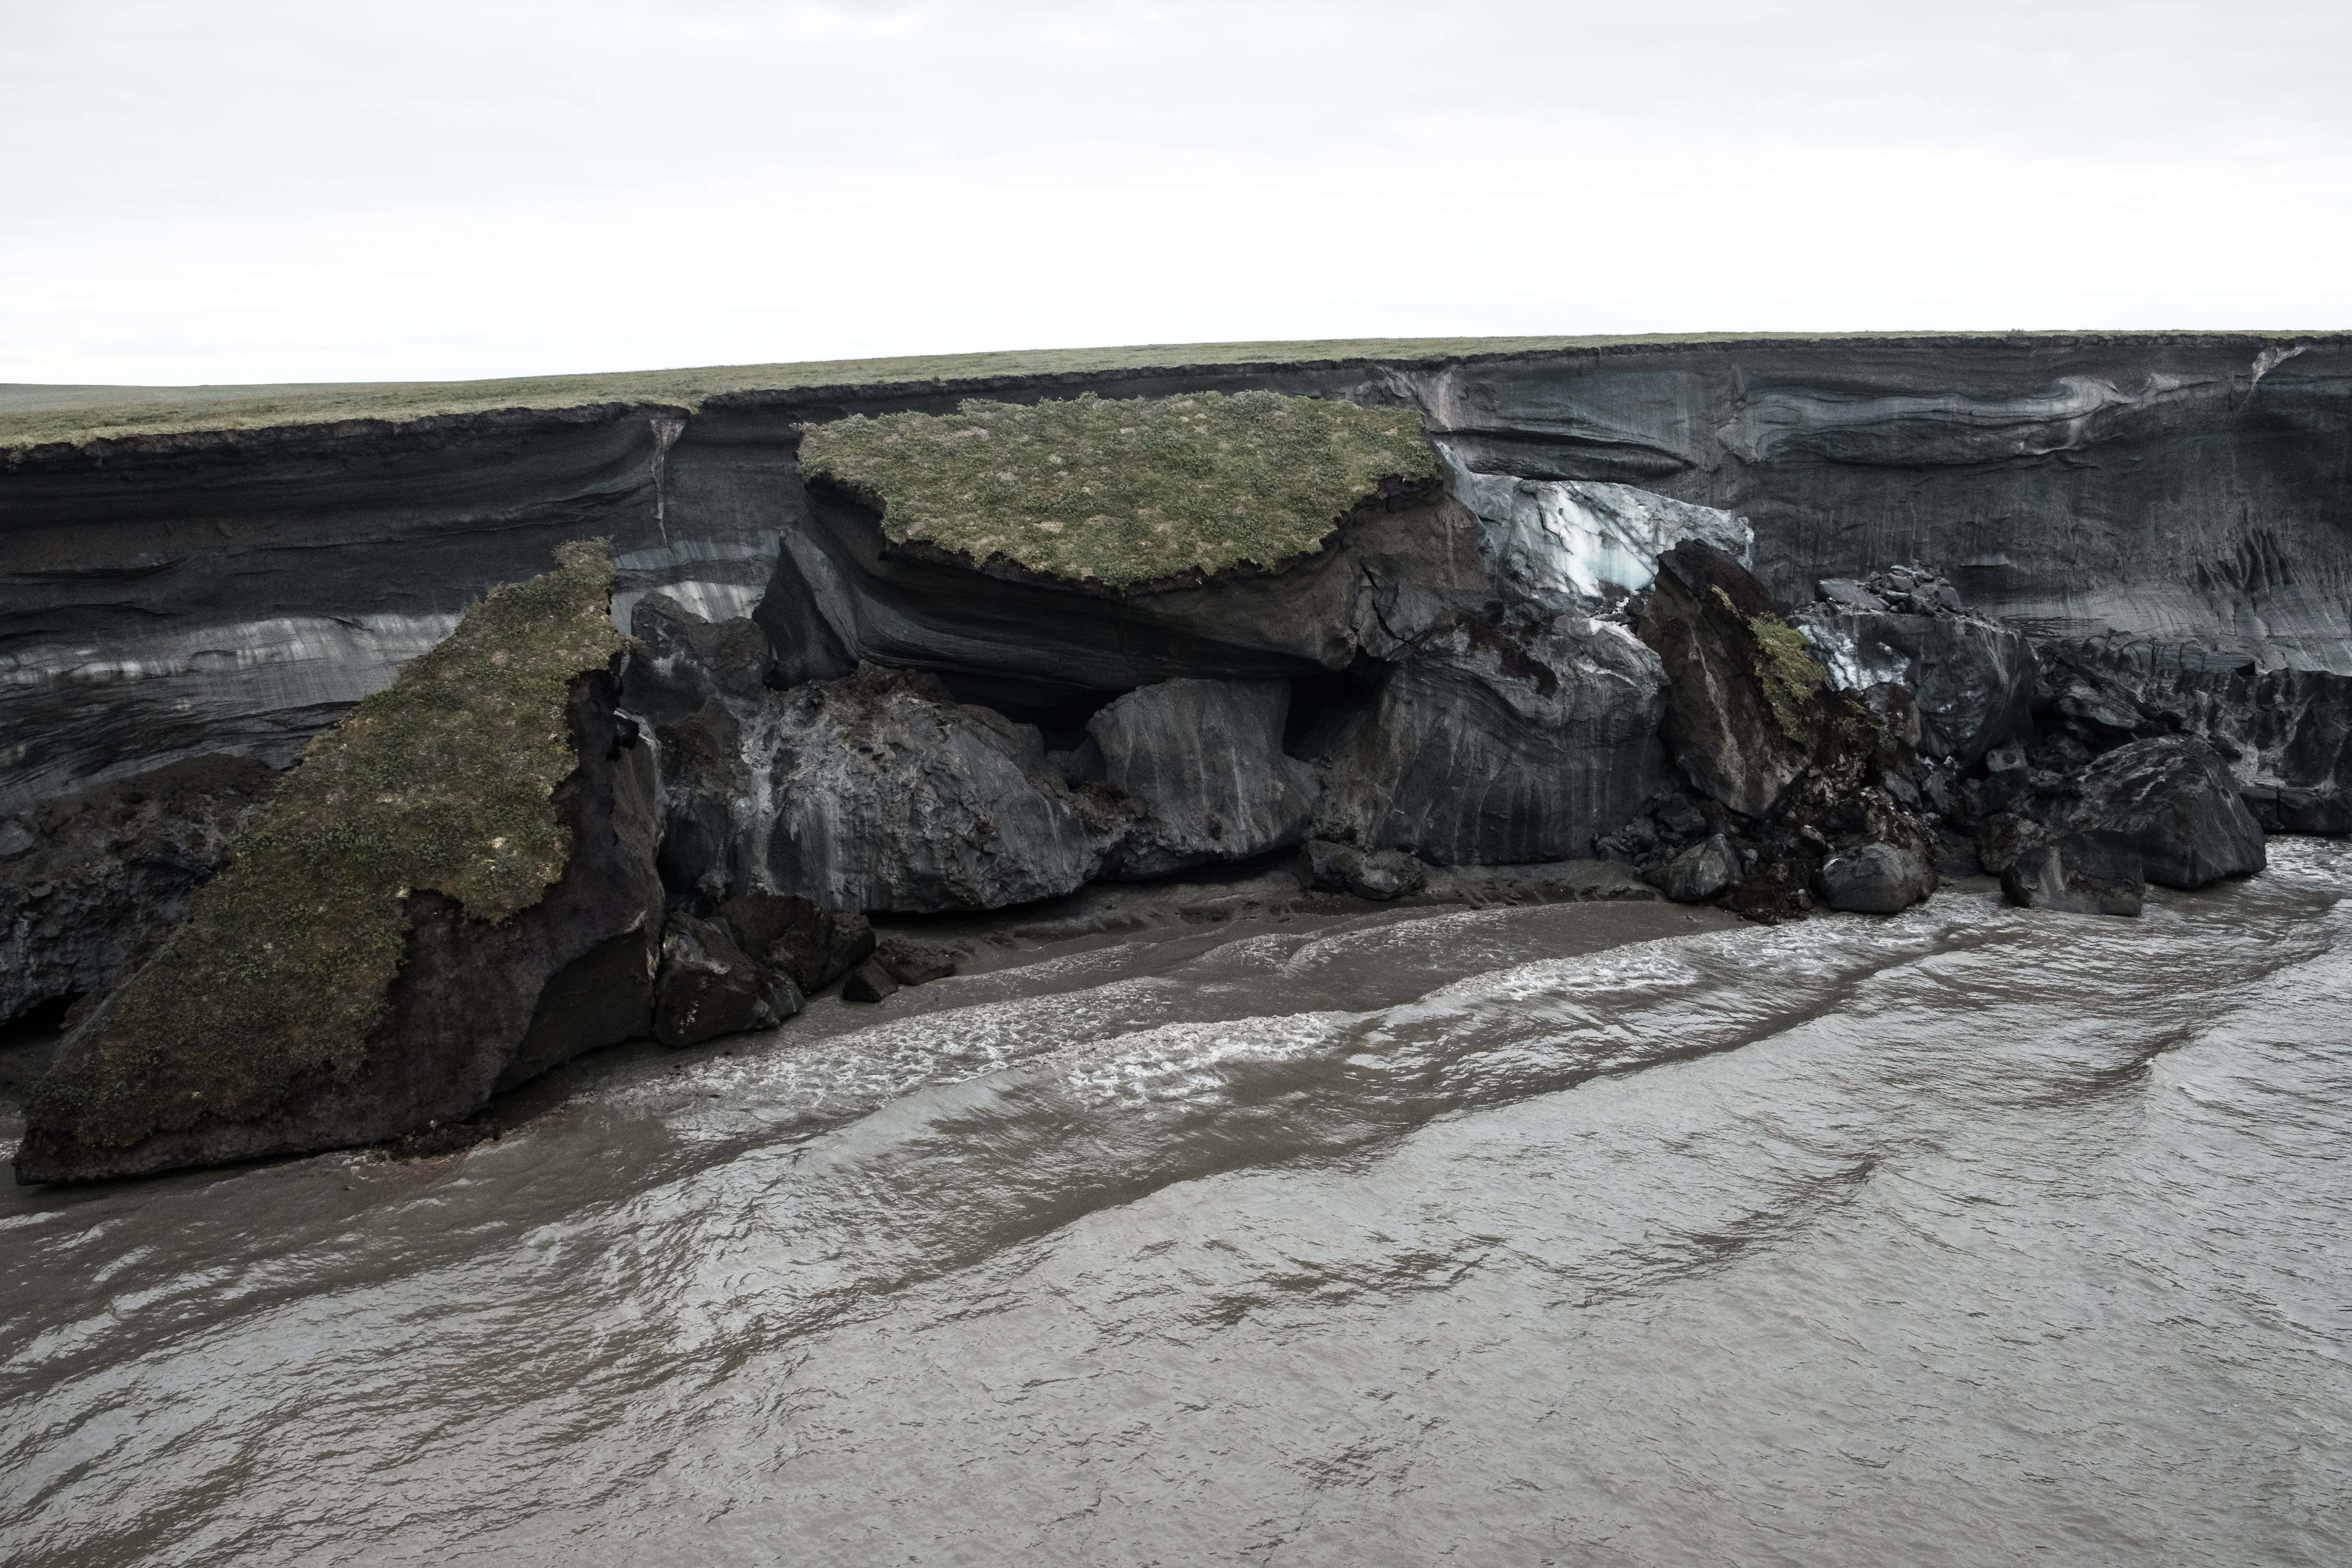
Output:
[
  {"xmin": 16, "ymin": 542, "xmax": 661, "ymax": 1184},
  {"xmin": 1636, "ymin": 542, "xmax": 1933, "ymax": 918},
  {"xmin": 1978, "ymin": 814, "xmax": 2145, "ymax": 917},
  {"xmin": 717, "ymin": 889, "xmax": 873, "ymax": 993},
  {"xmin": 653, "ymin": 913, "xmax": 802, "ymax": 1049},
  {"xmin": 1311, "ymin": 612, "xmax": 1666, "ymax": 865},
  {"xmin": 1, "ymin": 755, "xmax": 279, "ymax": 1033},
  {"xmin": 800, "ymin": 390, "xmax": 1440, "ymax": 589},
  {"xmin": 2056, "ymin": 735, "xmax": 2267, "ymax": 889},
  {"xmin": 1794, "ymin": 565, "xmax": 2036, "ymax": 767},
  {"xmin": 2034, "ymin": 637, "xmax": 2352, "ymax": 834},
  {"xmin": 1087, "ymin": 678, "xmax": 1319, "ymax": 879},
  {"xmin": 763, "ymin": 390, "xmax": 1477, "ymax": 714},
  {"xmin": 650, "ymin": 698, "xmax": 751, "ymax": 905},
  {"xmin": 1638, "ymin": 541, "xmax": 1895, "ymax": 819},
  {"xmin": 741, "ymin": 665, "xmax": 1100, "ymax": 912}
]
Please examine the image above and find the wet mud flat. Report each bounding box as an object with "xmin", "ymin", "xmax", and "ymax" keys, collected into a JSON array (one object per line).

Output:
[{"xmin": 3, "ymin": 844, "xmax": 2349, "ymax": 1566}]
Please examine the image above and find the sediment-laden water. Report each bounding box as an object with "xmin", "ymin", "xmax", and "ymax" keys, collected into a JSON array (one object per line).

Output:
[{"xmin": 5, "ymin": 848, "xmax": 2349, "ymax": 1566}]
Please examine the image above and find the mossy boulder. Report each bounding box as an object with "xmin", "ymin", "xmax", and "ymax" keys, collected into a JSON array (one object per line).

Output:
[
  {"xmin": 1639, "ymin": 541, "xmax": 1899, "ymax": 820},
  {"xmin": 15, "ymin": 542, "xmax": 664, "ymax": 1183},
  {"xmin": 797, "ymin": 390, "xmax": 1439, "ymax": 589}
]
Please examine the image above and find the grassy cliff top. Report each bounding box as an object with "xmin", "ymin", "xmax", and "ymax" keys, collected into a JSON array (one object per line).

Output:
[
  {"xmin": 6, "ymin": 330, "xmax": 2336, "ymax": 452},
  {"xmin": 27, "ymin": 541, "xmax": 627, "ymax": 1155},
  {"xmin": 800, "ymin": 390, "xmax": 1439, "ymax": 586}
]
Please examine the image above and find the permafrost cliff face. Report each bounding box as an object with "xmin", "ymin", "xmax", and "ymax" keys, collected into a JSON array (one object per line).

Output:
[
  {"xmin": 5, "ymin": 335, "xmax": 2347, "ymax": 815},
  {"xmin": 5, "ymin": 333, "xmax": 2349, "ymax": 1179}
]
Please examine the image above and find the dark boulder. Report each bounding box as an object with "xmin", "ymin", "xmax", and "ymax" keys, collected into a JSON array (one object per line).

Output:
[
  {"xmin": 2034, "ymin": 636, "xmax": 2352, "ymax": 834},
  {"xmin": 1295, "ymin": 839, "xmax": 1429, "ymax": 901},
  {"xmin": 873, "ymin": 936, "xmax": 962, "ymax": 985},
  {"xmin": 754, "ymin": 665, "xmax": 1100, "ymax": 911},
  {"xmin": 1, "ymin": 755, "xmax": 278, "ymax": 1032},
  {"xmin": 1814, "ymin": 841, "xmax": 1936, "ymax": 914},
  {"xmin": 1648, "ymin": 834, "xmax": 1738, "ymax": 904},
  {"xmin": 1087, "ymin": 679, "xmax": 1320, "ymax": 879},
  {"xmin": 717, "ymin": 889, "xmax": 873, "ymax": 993},
  {"xmin": 1311, "ymin": 612, "xmax": 1666, "ymax": 865},
  {"xmin": 841, "ymin": 961, "xmax": 901, "ymax": 1004},
  {"xmin": 1978, "ymin": 814, "xmax": 2145, "ymax": 917},
  {"xmin": 652, "ymin": 652, "xmax": 1103, "ymax": 914},
  {"xmin": 2059, "ymin": 735, "xmax": 2267, "ymax": 889},
  {"xmin": 653, "ymin": 912, "xmax": 802, "ymax": 1048}
]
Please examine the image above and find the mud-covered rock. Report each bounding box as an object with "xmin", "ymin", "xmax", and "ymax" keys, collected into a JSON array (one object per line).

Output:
[
  {"xmin": 1087, "ymin": 678, "xmax": 1319, "ymax": 879},
  {"xmin": 1814, "ymin": 841, "xmax": 1936, "ymax": 914},
  {"xmin": 1294, "ymin": 839, "xmax": 1429, "ymax": 900},
  {"xmin": 2058, "ymin": 735, "xmax": 2267, "ymax": 889},
  {"xmin": 716, "ymin": 889, "xmax": 873, "ymax": 993},
  {"xmin": 754, "ymin": 666, "xmax": 1098, "ymax": 911},
  {"xmin": 0, "ymin": 755, "xmax": 278, "ymax": 1032},
  {"xmin": 653, "ymin": 913, "xmax": 802, "ymax": 1048},
  {"xmin": 873, "ymin": 936, "xmax": 961, "ymax": 985},
  {"xmin": 1311, "ymin": 612, "xmax": 1666, "ymax": 865},
  {"xmin": 1979, "ymin": 814, "xmax": 2145, "ymax": 916},
  {"xmin": 1649, "ymin": 834, "xmax": 1738, "ymax": 903},
  {"xmin": 841, "ymin": 961, "xmax": 900, "ymax": 1004}
]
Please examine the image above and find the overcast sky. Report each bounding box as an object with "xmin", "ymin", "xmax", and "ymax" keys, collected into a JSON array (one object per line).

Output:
[{"xmin": 4, "ymin": 0, "xmax": 2348, "ymax": 386}]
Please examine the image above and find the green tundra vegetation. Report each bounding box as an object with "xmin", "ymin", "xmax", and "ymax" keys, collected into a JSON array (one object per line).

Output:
[
  {"xmin": 799, "ymin": 390, "xmax": 1441, "ymax": 586},
  {"xmin": 29, "ymin": 541, "xmax": 627, "ymax": 1153}
]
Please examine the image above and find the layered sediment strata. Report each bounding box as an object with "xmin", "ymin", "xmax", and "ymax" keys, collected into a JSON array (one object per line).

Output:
[{"xmin": 11, "ymin": 335, "xmax": 2344, "ymax": 820}]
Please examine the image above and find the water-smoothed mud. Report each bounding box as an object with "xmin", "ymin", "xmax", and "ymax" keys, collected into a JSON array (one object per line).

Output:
[{"xmin": 4, "ymin": 848, "xmax": 2350, "ymax": 1565}]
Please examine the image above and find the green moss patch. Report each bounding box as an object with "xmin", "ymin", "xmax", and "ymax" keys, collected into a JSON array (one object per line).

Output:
[
  {"xmin": 1741, "ymin": 604, "xmax": 1832, "ymax": 745},
  {"xmin": 28, "ymin": 541, "xmax": 626, "ymax": 1152},
  {"xmin": 799, "ymin": 390, "xmax": 1439, "ymax": 587}
]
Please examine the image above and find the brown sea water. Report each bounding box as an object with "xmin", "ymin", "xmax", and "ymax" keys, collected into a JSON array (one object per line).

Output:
[{"xmin": 3, "ymin": 847, "xmax": 2349, "ymax": 1566}]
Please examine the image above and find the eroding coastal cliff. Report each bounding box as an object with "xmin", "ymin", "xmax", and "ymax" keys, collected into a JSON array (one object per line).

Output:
[{"xmin": 4, "ymin": 333, "xmax": 2346, "ymax": 1180}]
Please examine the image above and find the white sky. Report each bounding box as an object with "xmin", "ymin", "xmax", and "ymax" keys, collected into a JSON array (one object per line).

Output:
[{"xmin": 4, "ymin": 0, "xmax": 2348, "ymax": 385}]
